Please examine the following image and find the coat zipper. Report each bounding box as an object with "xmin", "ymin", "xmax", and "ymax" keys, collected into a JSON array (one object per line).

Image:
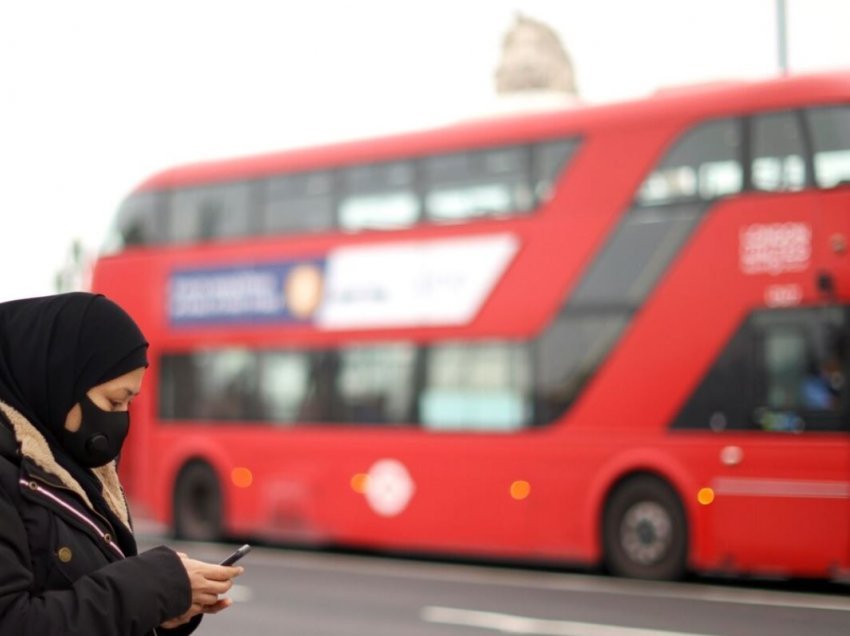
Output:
[
  {"xmin": 26, "ymin": 472, "xmax": 122, "ymax": 541},
  {"xmin": 20, "ymin": 477, "xmax": 125, "ymax": 559}
]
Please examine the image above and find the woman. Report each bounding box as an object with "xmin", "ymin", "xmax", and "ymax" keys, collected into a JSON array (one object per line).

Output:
[{"xmin": 0, "ymin": 292, "xmax": 242, "ymax": 635}]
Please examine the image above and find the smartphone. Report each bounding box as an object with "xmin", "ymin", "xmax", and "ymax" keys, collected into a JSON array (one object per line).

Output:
[{"xmin": 219, "ymin": 544, "xmax": 251, "ymax": 566}]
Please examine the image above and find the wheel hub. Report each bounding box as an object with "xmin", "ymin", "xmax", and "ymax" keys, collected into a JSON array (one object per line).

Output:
[{"xmin": 620, "ymin": 501, "xmax": 672, "ymax": 565}]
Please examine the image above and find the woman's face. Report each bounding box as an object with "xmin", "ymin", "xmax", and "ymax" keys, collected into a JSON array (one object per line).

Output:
[{"xmin": 64, "ymin": 367, "xmax": 146, "ymax": 433}]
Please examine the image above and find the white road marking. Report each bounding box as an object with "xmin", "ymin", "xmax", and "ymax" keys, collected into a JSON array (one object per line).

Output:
[{"xmin": 421, "ymin": 606, "xmax": 720, "ymax": 636}]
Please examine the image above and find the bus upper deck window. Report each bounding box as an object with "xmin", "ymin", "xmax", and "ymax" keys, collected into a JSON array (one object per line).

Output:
[
  {"xmin": 532, "ymin": 138, "xmax": 580, "ymax": 203},
  {"xmin": 262, "ymin": 171, "xmax": 335, "ymax": 234},
  {"xmin": 424, "ymin": 147, "xmax": 532, "ymax": 223},
  {"xmin": 338, "ymin": 161, "xmax": 419, "ymax": 231},
  {"xmin": 101, "ymin": 192, "xmax": 163, "ymax": 254},
  {"xmin": 636, "ymin": 118, "xmax": 743, "ymax": 206},
  {"xmin": 169, "ymin": 183, "xmax": 254, "ymax": 243},
  {"xmin": 751, "ymin": 111, "xmax": 808, "ymax": 192},
  {"xmin": 807, "ymin": 106, "xmax": 850, "ymax": 188}
]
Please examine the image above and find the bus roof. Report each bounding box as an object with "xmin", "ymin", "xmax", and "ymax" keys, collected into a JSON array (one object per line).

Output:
[{"xmin": 136, "ymin": 70, "xmax": 850, "ymax": 193}]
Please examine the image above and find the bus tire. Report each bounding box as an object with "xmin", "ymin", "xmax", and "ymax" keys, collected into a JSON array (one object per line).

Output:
[
  {"xmin": 173, "ymin": 461, "xmax": 223, "ymax": 542},
  {"xmin": 602, "ymin": 475, "xmax": 687, "ymax": 580}
]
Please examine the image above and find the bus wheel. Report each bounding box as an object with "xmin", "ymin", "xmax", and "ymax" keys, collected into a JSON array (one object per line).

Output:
[
  {"xmin": 173, "ymin": 461, "xmax": 223, "ymax": 541},
  {"xmin": 602, "ymin": 475, "xmax": 687, "ymax": 580}
]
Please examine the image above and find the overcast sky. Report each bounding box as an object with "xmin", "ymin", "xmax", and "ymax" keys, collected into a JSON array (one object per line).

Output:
[{"xmin": 1, "ymin": 0, "xmax": 849, "ymax": 301}]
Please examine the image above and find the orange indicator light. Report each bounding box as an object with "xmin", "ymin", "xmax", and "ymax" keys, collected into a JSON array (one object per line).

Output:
[
  {"xmin": 510, "ymin": 480, "xmax": 531, "ymax": 500},
  {"xmin": 351, "ymin": 473, "xmax": 369, "ymax": 494},
  {"xmin": 231, "ymin": 467, "xmax": 253, "ymax": 488},
  {"xmin": 697, "ymin": 487, "xmax": 715, "ymax": 505}
]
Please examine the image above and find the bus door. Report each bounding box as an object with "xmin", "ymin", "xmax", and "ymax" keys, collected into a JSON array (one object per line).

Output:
[
  {"xmin": 715, "ymin": 306, "xmax": 849, "ymax": 576},
  {"xmin": 675, "ymin": 303, "xmax": 849, "ymax": 575}
]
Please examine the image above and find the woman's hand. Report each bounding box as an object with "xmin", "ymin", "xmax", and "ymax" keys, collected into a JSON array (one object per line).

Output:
[{"xmin": 160, "ymin": 553, "xmax": 243, "ymax": 628}]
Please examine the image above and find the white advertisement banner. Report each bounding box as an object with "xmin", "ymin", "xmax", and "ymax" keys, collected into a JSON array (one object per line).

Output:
[{"xmin": 318, "ymin": 233, "xmax": 519, "ymax": 329}]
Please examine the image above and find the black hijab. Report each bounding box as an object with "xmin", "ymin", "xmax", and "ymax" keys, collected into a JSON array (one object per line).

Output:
[
  {"xmin": 0, "ymin": 292, "xmax": 148, "ymax": 553},
  {"xmin": 0, "ymin": 292, "xmax": 148, "ymax": 438}
]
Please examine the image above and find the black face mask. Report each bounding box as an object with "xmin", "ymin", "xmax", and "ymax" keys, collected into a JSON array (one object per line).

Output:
[{"xmin": 61, "ymin": 394, "xmax": 130, "ymax": 468}]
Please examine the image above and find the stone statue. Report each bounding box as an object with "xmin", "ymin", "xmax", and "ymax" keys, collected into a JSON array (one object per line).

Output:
[{"xmin": 495, "ymin": 13, "xmax": 577, "ymax": 96}]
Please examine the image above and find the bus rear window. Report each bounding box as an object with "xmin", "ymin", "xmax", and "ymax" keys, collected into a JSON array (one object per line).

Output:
[{"xmin": 807, "ymin": 106, "xmax": 850, "ymax": 188}]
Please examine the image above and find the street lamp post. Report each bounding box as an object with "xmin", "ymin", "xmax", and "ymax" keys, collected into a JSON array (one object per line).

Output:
[{"xmin": 777, "ymin": 0, "xmax": 789, "ymax": 75}]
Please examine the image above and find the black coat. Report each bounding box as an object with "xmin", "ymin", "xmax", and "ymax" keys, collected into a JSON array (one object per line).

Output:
[{"xmin": 0, "ymin": 407, "xmax": 200, "ymax": 636}]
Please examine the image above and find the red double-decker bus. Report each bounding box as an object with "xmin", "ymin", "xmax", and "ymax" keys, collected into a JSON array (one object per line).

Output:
[{"xmin": 91, "ymin": 71, "xmax": 850, "ymax": 580}]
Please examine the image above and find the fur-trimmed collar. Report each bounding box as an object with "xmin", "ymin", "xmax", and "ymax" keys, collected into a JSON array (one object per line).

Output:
[{"xmin": 0, "ymin": 400, "xmax": 131, "ymax": 531}]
